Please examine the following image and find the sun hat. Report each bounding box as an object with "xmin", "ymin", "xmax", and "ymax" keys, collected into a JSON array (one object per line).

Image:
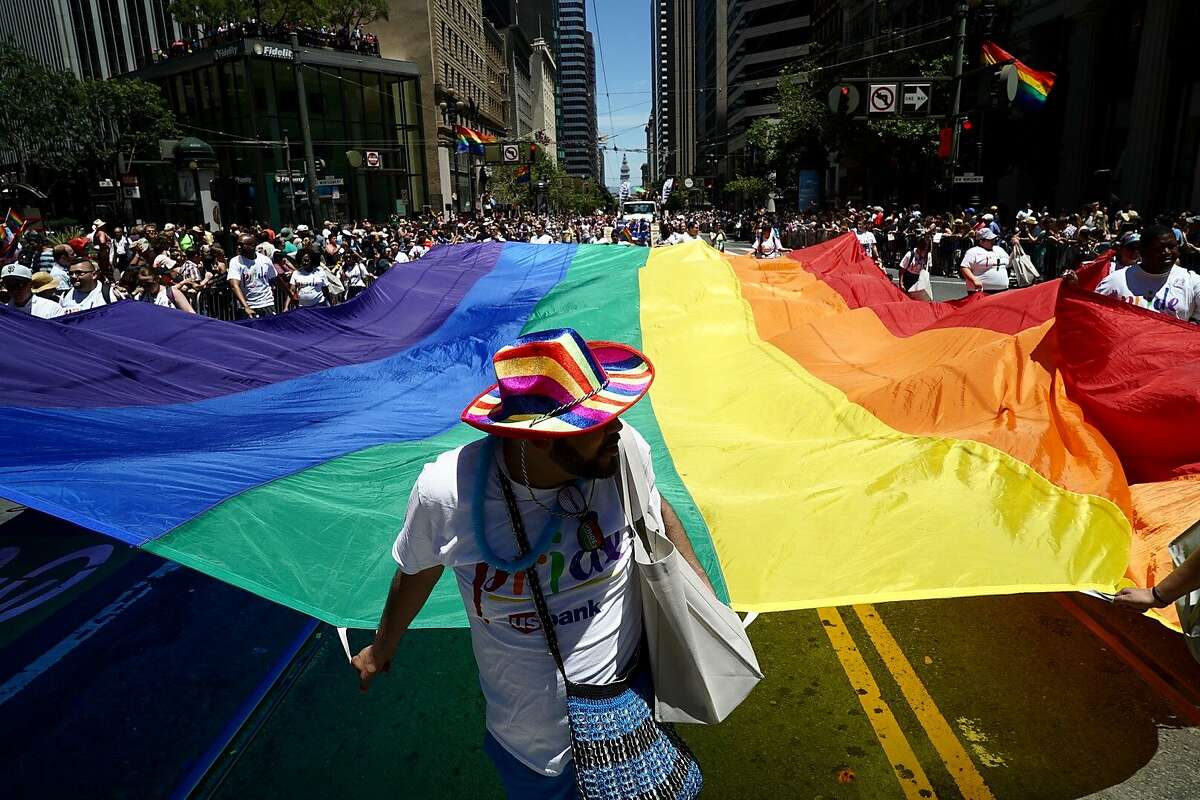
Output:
[
  {"xmin": 30, "ymin": 272, "xmax": 59, "ymax": 294},
  {"xmin": 461, "ymin": 328, "xmax": 654, "ymax": 439}
]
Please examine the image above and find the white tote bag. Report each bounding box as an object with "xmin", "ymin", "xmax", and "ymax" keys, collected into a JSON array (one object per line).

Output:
[
  {"xmin": 1010, "ymin": 241, "xmax": 1040, "ymax": 287},
  {"xmin": 618, "ymin": 439, "xmax": 763, "ymax": 724}
]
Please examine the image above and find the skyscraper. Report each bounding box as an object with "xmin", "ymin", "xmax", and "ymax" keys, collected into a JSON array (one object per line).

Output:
[
  {"xmin": 725, "ymin": 0, "xmax": 812, "ymax": 172},
  {"xmin": 652, "ymin": 0, "xmax": 699, "ymax": 182},
  {"xmin": 1, "ymin": 0, "xmax": 187, "ymax": 79}
]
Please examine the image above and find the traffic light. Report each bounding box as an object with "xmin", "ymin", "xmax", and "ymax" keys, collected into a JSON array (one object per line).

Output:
[
  {"xmin": 827, "ymin": 83, "xmax": 861, "ymax": 116},
  {"xmin": 961, "ymin": 116, "xmax": 974, "ymax": 132}
]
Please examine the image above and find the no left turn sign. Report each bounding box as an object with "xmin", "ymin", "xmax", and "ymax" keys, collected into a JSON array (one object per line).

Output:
[
  {"xmin": 364, "ymin": 150, "xmax": 382, "ymax": 168},
  {"xmin": 868, "ymin": 83, "xmax": 898, "ymax": 114},
  {"xmin": 502, "ymin": 144, "xmax": 520, "ymax": 163}
]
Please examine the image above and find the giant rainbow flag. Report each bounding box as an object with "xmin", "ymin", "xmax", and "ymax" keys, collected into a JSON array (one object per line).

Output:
[{"xmin": 2, "ymin": 238, "xmax": 1197, "ymax": 629}]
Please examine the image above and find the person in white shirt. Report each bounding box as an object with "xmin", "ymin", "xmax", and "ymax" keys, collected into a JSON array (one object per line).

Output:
[
  {"xmin": 854, "ymin": 224, "xmax": 880, "ymax": 263},
  {"xmin": 529, "ymin": 223, "xmax": 554, "ymax": 244},
  {"xmin": 1094, "ymin": 225, "xmax": 1200, "ymax": 322},
  {"xmin": 680, "ymin": 220, "xmax": 704, "ymax": 242},
  {"xmin": 752, "ymin": 223, "xmax": 782, "ymax": 258},
  {"xmin": 959, "ymin": 229, "xmax": 1010, "ymax": 293},
  {"xmin": 2, "ymin": 263, "xmax": 65, "ymax": 319},
  {"xmin": 227, "ymin": 233, "xmax": 282, "ymax": 318},
  {"xmin": 342, "ymin": 254, "xmax": 372, "ymax": 300},
  {"xmin": 288, "ymin": 248, "xmax": 334, "ymax": 308},
  {"xmin": 351, "ymin": 329, "xmax": 711, "ymax": 799},
  {"xmin": 60, "ymin": 257, "xmax": 125, "ymax": 312},
  {"xmin": 899, "ymin": 239, "xmax": 931, "ymax": 297}
]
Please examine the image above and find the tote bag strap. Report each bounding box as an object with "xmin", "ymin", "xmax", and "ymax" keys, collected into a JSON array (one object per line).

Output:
[{"xmin": 496, "ymin": 469, "xmax": 570, "ymax": 679}]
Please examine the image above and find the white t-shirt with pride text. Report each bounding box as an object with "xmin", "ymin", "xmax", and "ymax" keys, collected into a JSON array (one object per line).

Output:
[
  {"xmin": 226, "ymin": 254, "xmax": 278, "ymax": 309},
  {"xmin": 1095, "ymin": 264, "xmax": 1200, "ymax": 322},
  {"xmin": 289, "ymin": 269, "xmax": 328, "ymax": 307},
  {"xmin": 392, "ymin": 426, "xmax": 660, "ymax": 776}
]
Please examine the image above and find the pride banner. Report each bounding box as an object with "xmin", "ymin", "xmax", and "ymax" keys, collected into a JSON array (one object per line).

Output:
[{"xmin": 1, "ymin": 237, "xmax": 1195, "ymax": 629}]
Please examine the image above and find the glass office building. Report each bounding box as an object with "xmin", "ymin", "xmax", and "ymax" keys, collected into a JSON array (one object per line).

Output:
[{"xmin": 130, "ymin": 38, "xmax": 427, "ymax": 226}]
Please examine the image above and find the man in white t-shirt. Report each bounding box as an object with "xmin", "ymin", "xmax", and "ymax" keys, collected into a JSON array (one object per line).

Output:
[
  {"xmin": 60, "ymin": 257, "xmax": 125, "ymax": 312},
  {"xmin": 1095, "ymin": 225, "xmax": 1200, "ymax": 322},
  {"xmin": 2, "ymin": 263, "xmax": 64, "ymax": 319},
  {"xmin": 959, "ymin": 228, "xmax": 1010, "ymax": 293},
  {"xmin": 351, "ymin": 329, "xmax": 712, "ymax": 798},
  {"xmin": 227, "ymin": 233, "xmax": 281, "ymax": 318},
  {"xmin": 529, "ymin": 223, "xmax": 554, "ymax": 244}
]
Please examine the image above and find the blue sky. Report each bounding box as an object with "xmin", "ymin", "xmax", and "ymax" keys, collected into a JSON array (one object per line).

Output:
[{"xmin": 586, "ymin": 0, "xmax": 651, "ymax": 190}]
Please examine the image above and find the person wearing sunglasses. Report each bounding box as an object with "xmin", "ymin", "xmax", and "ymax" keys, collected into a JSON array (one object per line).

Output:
[{"xmin": 60, "ymin": 257, "xmax": 126, "ymax": 313}]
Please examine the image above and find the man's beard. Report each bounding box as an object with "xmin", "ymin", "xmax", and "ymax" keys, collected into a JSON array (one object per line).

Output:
[{"xmin": 549, "ymin": 435, "xmax": 620, "ymax": 479}]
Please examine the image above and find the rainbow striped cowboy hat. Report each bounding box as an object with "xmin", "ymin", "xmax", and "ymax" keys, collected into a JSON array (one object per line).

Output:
[{"xmin": 461, "ymin": 328, "xmax": 654, "ymax": 438}]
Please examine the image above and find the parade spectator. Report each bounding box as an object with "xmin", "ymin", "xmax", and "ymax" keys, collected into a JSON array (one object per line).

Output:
[
  {"xmin": 289, "ymin": 247, "xmax": 334, "ymax": 308},
  {"xmin": 133, "ymin": 265, "xmax": 195, "ymax": 313},
  {"xmin": 47, "ymin": 244, "xmax": 74, "ymax": 292},
  {"xmin": 60, "ymin": 257, "xmax": 125, "ymax": 312},
  {"xmin": 529, "ymin": 222, "xmax": 553, "ymax": 244},
  {"xmin": 2, "ymin": 264, "xmax": 65, "ymax": 318},
  {"xmin": 1115, "ymin": 548, "xmax": 1200, "ymax": 612},
  {"xmin": 228, "ymin": 233, "xmax": 282, "ymax": 318}
]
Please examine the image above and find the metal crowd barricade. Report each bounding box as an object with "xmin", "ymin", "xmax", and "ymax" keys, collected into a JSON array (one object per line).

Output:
[{"xmin": 193, "ymin": 281, "xmax": 238, "ymax": 321}]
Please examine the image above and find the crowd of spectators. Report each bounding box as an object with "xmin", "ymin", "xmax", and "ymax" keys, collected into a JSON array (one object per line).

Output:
[
  {"xmin": 151, "ymin": 19, "xmax": 380, "ymax": 62},
  {"xmin": 3, "ymin": 199, "xmax": 1199, "ymax": 322}
]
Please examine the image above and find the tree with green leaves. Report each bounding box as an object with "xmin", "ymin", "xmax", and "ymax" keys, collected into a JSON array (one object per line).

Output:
[
  {"xmin": 0, "ymin": 43, "xmax": 177, "ymax": 188},
  {"xmin": 723, "ymin": 175, "xmax": 773, "ymax": 205}
]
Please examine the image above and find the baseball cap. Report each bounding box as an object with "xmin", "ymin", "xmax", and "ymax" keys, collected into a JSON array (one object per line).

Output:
[
  {"xmin": 982, "ymin": 213, "xmax": 994, "ymax": 221},
  {"xmin": 1, "ymin": 263, "xmax": 33, "ymax": 281},
  {"xmin": 978, "ymin": 229, "xmax": 997, "ymax": 241},
  {"xmin": 1119, "ymin": 231, "xmax": 1141, "ymax": 248}
]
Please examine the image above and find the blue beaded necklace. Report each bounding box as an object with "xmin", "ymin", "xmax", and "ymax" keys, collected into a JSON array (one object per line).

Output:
[{"xmin": 472, "ymin": 437, "xmax": 582, "ymax": 572}]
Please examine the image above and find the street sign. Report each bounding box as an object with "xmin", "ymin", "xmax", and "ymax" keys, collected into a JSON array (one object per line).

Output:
[
  {"xmin": 901, "ymin": 83, "xmax": 931, "ymax": 114},
  {"xmin": 364, "ymin": 151, "xmax": 382, "ymax": 169},
  {"xmin": 501, "ymin": 144, "xmax": 520, "ymax": 164},
  {"xmin": 868, "ymin": 83, "xmax": 898, "ymax": 114},
  {"xmin": 953, "ymin": 173, "xmax": 984, "ymax": 184}
]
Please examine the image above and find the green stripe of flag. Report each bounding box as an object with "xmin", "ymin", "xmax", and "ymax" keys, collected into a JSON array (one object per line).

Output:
[{"xmin": 147, "ymin": 244, "xmax": 726, "ymax": 628}]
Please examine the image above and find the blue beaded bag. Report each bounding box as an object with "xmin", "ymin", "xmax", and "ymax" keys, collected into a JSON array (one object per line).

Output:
[{"xmin": 498, "ymin": 471, "xmax": 703, "ymax": 800}]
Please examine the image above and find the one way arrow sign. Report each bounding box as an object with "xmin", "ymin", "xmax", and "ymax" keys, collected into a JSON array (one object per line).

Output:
[{"xmin": 901, "ymin": 83, "xmax": 931, "ymax": 115}]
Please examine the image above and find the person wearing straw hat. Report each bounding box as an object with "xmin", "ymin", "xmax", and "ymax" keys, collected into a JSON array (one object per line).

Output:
[{"xmin": 353, "ymin": 329, "xmax": 710, "ymax": 800}]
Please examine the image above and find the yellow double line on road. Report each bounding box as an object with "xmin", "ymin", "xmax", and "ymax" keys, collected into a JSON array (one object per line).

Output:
[{"xmin": 819, "ymin": 605, "xmax": 997, "ymax": 800}]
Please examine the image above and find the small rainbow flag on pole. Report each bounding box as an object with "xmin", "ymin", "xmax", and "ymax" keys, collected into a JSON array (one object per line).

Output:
[
  {"xmin": 454, "ymin": 124, "xmax": 496, "ymax": 155},
  {"xmin": 981, "ymin": 40, "xmax": 1055, "ymax": 109}
]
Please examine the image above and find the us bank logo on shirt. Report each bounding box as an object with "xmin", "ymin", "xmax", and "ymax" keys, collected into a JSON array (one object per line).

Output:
[
  {"xmin": 471, "ymin": 527, "xmax": 626, "ymax": 619},
  {"xmin": 507, "ymin": 599, "xmax": 603, "ymax": 635}
]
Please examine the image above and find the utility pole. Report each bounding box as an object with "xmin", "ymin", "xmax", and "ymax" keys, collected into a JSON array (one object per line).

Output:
[
  {"xmin": 948, "ymin": 0, "xmax": 969, "ymax": 208},
  {"xmin": 291, "ymin": 33, "xmax": 320, "ymax": 229},
  {"xmin": 283, "ymin": 134, "xmax": 297, "ymax": 221}
]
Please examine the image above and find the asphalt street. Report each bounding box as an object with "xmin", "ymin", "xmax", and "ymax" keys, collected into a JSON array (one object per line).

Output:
[{"xmin": 202, "ymin": 594, "xmax": 1200, "ymax": 800}]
